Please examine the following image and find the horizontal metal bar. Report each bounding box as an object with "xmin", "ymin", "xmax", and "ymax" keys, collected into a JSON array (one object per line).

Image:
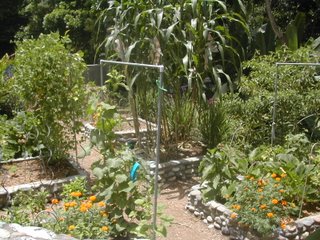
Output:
[
  {"xmin": 276, "ymin": 62, "xmax": 320, "ymax": 66},
  {"xmin": 100, "ymin": 60, "xmax": 164, "ymax": 72}
]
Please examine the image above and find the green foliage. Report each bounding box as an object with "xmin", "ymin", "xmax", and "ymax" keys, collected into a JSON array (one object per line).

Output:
[
  {"xmin": 16, "ymin": 0, "xmax": 99, "ymax": 62},
  {"xmin": 38, "ymin": 189, "xmax": 112, "ymax": 239},
  {"xmin": 0, "ymin": 112, "xmax": 42, "ymax": 160},
  {"xmin": 198, "ymin": 100, "xmax": 229, "ymax": 148},
  {"xmin": 1, "ymin": 188, "xmax": 49, "ymax": 225},
  {"xmin": 227, "ymin": 173, "xmax": 297, "ymax": 237},
  {"xmin": 87, "ymin": 100, "xmax": 171, "ymax": 238},
  {"xmin": 0, "ymin": 55, "xmax": 17, "ymax": 118},
  {"xmin": 225, "ymin": 46, "xmax": 320, "ymax": 146},
  {"xmin": 199, "ymin": 144, "xmax": 248, "ymax": 202},
  {"xmin": 14, "ymin": 33, "xmax": 87, "ymax": 163},
  {"xmin": 61, "ymin": 177, "xmax": 89, "ymax": 201},
  {"xmin": 96, "ymin": 0, "xmax": 249, "ymax": 142}
]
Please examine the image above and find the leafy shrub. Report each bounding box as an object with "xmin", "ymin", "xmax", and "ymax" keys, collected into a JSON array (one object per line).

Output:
[
  {"xmin": 14, "ymin": 33, "xmax": 87, "ymax": 162},
  {"xmin": 0, "ymin": 112, "xmax": 42, "ymax": 160},
  {"xmin": 199, "ymin": 144, "xmax": 248, "ymax": 202},
  {"xmin": 225, "ymin": 46, "xmax": 320, "ymax": 146}
]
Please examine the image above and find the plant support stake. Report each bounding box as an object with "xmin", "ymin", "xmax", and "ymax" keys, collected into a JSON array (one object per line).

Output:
[{"xmin": 99, "ymin": 59, "xmax": 164, "ymax": 240}]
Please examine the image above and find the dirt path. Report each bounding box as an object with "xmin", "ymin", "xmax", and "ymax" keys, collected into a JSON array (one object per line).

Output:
[{"xmin": 158, "ymin": 180, "xmax": 228, "ymax": 240}]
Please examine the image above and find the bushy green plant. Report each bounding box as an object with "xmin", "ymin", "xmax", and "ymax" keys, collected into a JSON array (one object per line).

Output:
[
  {"xmin": 227, "ymin": 173, "xmax": 298, "ymax": 237},
  {"xmin": 39, "ymin": 191, "xmax": 112, "ymax": 239},
  {"xmin": 14, "ymin": 33, "xmax": 87, "ymax": 163},
  {"xmin": 0, "ymin": 112, "xmax": 42, "ymax": 160},
  {"xmin": 225, "ymin": 46, "xmax": 320, "ymax": 146},
  {"xmin": 199, "ymin": 144, "xmax": 248, "ymax": 202},
  {"xmin": 61, "ymin": 177, "xmax": 89, "ymax": 201},
  {"xmin": 87, "ymin": 100, "xmax": 171, "ymax": 238},
  {"xmin": 1, "ymin": 188, "xmax": 49, "ymax": 225}
]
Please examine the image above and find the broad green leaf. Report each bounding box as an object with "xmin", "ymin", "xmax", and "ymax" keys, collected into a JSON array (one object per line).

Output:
[
  {"xmin": 115, "ymin": 173, "xmax": 128, "ymax": 183},
  {"xmin": 92, "ymin": 167, "xmax": 104, "ymax": 179},
  {"xmin": 212, "ymin": 174, "xmax": 220, "ymax": 189},
  {"xmin": 134, "ymin": 199, "xmax": 145, "ymax": 205}
]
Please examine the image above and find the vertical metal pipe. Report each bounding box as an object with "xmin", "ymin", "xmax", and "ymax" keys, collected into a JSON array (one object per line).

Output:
[
  {"xmin": 152, "ymin": 66, "xmax": 164, "ymax": 240},
  {"xmin": 271, "ymin": 64, "xmax": 279, "ymax": 145},
  {"xmin": 99, "ymin": 60, "xmax": 103, "ymax": 87}
]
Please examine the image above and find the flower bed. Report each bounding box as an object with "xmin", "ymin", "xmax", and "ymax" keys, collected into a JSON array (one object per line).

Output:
[
  {"xmin": 0, "ymin": 157, "xmax": 87, "ymax": 208},
  {"xmin": 186, "ymin": 184, "xmax": 320, "ymax": 240}
]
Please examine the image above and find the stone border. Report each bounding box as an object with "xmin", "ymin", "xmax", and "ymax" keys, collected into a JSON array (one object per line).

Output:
[
  {"xmin": 148, "ymin": 156, "xmax": 201, "ymax": 183},
  {"xmin": 0, "ymin": 157, "xmax": 87, "ymax": 208},
  {"xmin": 186, "ymin": 184, "xmax": 320, "ymax": 240}
]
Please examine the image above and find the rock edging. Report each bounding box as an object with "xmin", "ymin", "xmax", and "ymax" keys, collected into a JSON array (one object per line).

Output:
[{"xmin": 186, "ymin": 184, "xmax": 320, "ymax": 240}]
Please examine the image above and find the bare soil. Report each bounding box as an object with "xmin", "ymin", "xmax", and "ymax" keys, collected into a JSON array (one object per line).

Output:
[{"xmin": 0, "ymin": 159, "xmax": 78, "ymax": 187}]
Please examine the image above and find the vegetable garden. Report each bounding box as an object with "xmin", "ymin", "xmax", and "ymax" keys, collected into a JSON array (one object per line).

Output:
[{"xmin": 1, "ymin": 0, "xmax": 320, "ymax": 239}]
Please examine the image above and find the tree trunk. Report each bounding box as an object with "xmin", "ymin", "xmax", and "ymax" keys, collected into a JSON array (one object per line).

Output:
[{"xmin": 265, "ymin": 0, "xmax": 287, "ymax": 45}]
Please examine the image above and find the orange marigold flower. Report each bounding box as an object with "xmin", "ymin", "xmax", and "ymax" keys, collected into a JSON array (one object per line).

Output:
[
  {"xmin": 279, "ymin": 189, "xmax": 285, "ymax": 193},
  {"xmin": 251, "ymin": 207, "xmax": 257, "ymax": 212},
  {"xmin": 89, "ymin": 196, "xmax": 97, "ymax": 202},
  {"xmin": 260, "ymin": 204, "xmax": 267, "ymax": 209},
  {"xmin": 51, "ymin": 199, "xmax": 59, "ymax": 204},
  {"xmin": 281, "ymin": 223, "xmax": 286, "ymax": 230},
  {"xmin": 281, "ymin": 200, "xmax": 287, "ymax": 206},
  {"xmin": 267, "ymin": 212, "xmax": 274, "ymax": 218},
  {"xmin": 271, "ymin": 173, "xmax": 277, "ymax": 178},
  {"xmin": 281, "ymin": 173, "xmax": 287, "ymax": 178},
  {"xmin": 101, "ymin": 226, "xmax": 109, "ymax": 232},
  {"xmin": 272, "ymin": 199, "xmax": 279, "ymax": 204},
  {"xmin": 258, "ymin": 179, "xmax": 265, "ymax": 186},
  {"xmin": 80, "ymin": 206, "xmax": 88, "ymax": 212},
  {"xmin": 250, "ymin": 176, "xmax": 255, "ymax": 181},
  {"xmin": 258, "ymin": 188, "xmax": 263, "ymax": 192},
  {"xmin": 98, "ymin": 201, "xmax": 106, "ymax": 207},
  {"xmin": 68, "ymin": 225, "xmax": 76, "ymax": 231},
  {"xmin": 259, "ymin": 195, "xmax": 264, "ymax": 199},
  {"xmin": 100, "ymin": 211, "xmax": 108, "ymax": 217},
  {"xmin": 230, "ymin": 213, "xmax": 238, "ymax": 219},
  {"xmin": 59, "ymin": 217, "xmax": 65, "ymax": 221},
  {"xmin": 275, "ymin": 177, "xmax": 281, "ymax": 182},
  {"xmin": 69, "ymin": 201, "xmax": 77, "ymax": 207},
  {"xmin": 232, "ymin": 205, "xmax": 241, "ymax": 210},
  {"xmin": 70, "ymin": 191, "xmax": 82, "ymax": 197}
]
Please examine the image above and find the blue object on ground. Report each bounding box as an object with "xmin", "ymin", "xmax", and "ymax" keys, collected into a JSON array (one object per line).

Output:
[{"xmin": 130, "ymin": 162, "xmax": 141, "ymax": 182}]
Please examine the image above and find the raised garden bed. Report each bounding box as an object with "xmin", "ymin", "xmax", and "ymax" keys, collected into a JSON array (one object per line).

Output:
[
  {"xmin": 186, "ymin": 184, "xmax": 320, "ymax": 240},
  {"xmin": 0, "ymin": 157, "xmax": 87, "ymax": 208}
]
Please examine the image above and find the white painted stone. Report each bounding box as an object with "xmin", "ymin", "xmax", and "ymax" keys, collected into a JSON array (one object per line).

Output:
[{"xmin": 0, "ymin": 228, "xmax": 10, "ymax": 238}]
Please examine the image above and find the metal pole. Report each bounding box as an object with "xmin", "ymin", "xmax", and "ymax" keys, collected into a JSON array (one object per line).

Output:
[
  {"xmin": 271, "ymin": 64, "xmax": 279, "ymax": 145},
  {"xmin": 99, "ymin": 60, "xmax": 104, "ymax": 86},
  {"xmin": 98, "ymin": 59, "xmax": 164, "ymax": 240},
  {"xmin": 152, "ymin": 66, "xmax": 164, "ymax": 240}
]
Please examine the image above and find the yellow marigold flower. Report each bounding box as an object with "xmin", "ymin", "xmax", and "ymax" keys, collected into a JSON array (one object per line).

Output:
[
  {"xmin": 98, "ymin": 201, "xmax": 106, "ymax": 207},
  {"xmin": 100, "ymin": 211, "xmax": 108, "ymax": 217},
  {"xmin": 230, "ymin": 213, "xmax": 238, "ymax": 219},
  {"xmin": 70, "ymin": 191, "xmax": 82, "ymax": 197},
  {"xmin": 275, "ymin": 177, "xmax": 281, "ymax": 182},
  {"xmin": 51, "ymin": 199, "xmax": 59, "ymax": 204},
  {"xmin": 272, "ymin": 199, "xmax": 279, "ymax": 204},
  {"xmin": 68, "ymin": 225, "xmax": 76, "ymax": 231},
  {"xmin": 260, "ymin": 204, "xmax": 267, "ymax": 209},
  {"xmin": 89, "ymin": 196, "xmax": 97, "ymax": 202},
  {"xmin": 80, "ymin": 206, "xmax": 88, "ymax": 212},
  {"xmin": 101, "ymin": 226, "xmax": 109, "ymax": 232},
  {"xmin": 271, "ymin": 173, "xmax": 277, "ymax": 178},
  {"xmin": 267, "ymin": 212, "xmax": 274, "ymax": 218}
]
